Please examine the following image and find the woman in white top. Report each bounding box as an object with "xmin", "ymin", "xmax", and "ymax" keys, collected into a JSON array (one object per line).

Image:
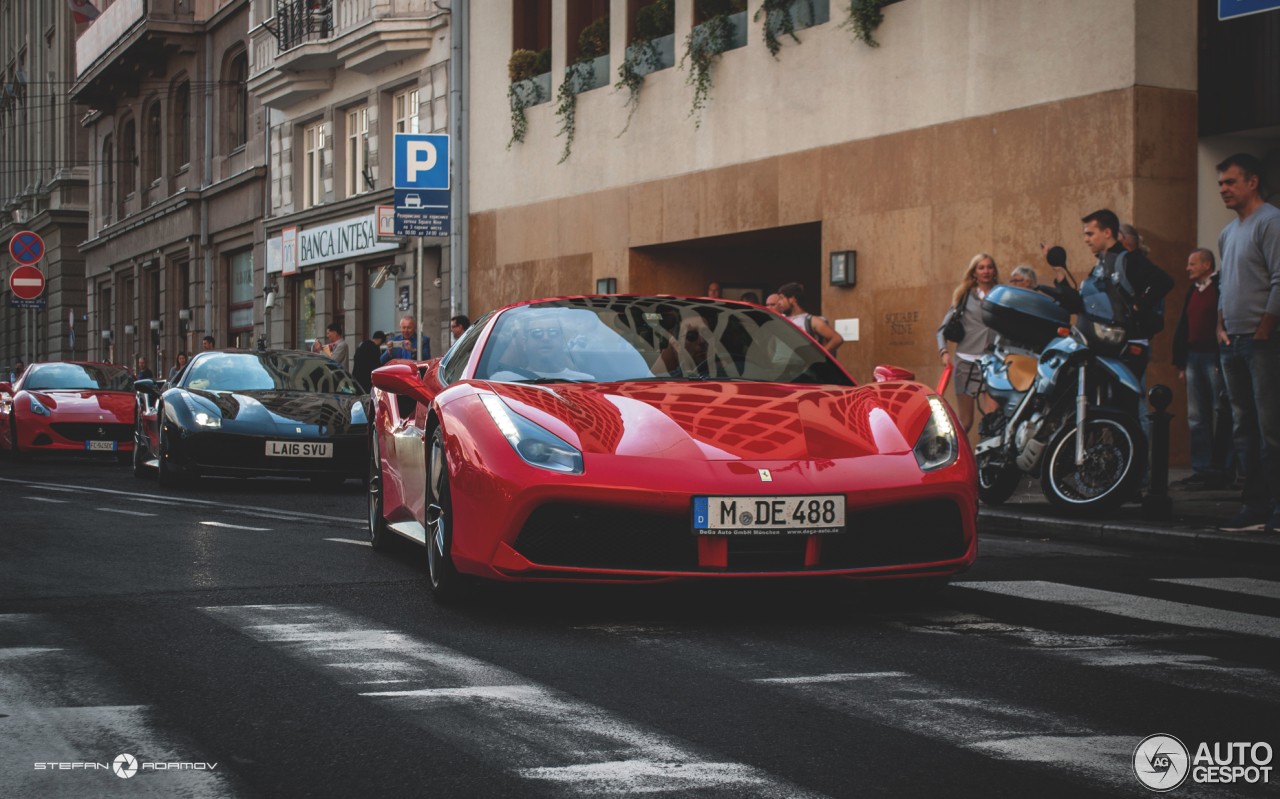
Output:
[{"xmin": 936, "ymin": 253, "xmax": 1000, "ymax": 433}]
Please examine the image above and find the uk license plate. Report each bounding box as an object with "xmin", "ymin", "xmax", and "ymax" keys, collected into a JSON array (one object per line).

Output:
[
  {"xmin": 85, "ymin": 440, "xmax": 118, "ymax": 451},
  {"xmin": 692, "ymin": 495, "xmax": 846, "ymax": 535},
  {"xmin": 265, "ymin": 441, "xmax": 333, "ymax": 458}
]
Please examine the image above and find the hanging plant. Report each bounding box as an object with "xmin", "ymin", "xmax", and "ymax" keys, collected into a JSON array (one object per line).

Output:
[
  {"xmin": 681, "ymin": 0, "xmax": 745, "ymax": 127},
  {"xmin": 613, "ymin": 0, "xmax": 675, "ymax": 135},
  {"xmin": 755, "ymin": 0, "xmax": 811, "ymax": 58},
  {"xmin": 555, "ymin": 16, "xmax": 610, "ymax": 163},
  {"xmin": 841, "ymin": 0, "xmax": 890, "ymax": 47},
  {"xmin": 507, "ymin": 48, "xmax": 551, "ymax": 149}
]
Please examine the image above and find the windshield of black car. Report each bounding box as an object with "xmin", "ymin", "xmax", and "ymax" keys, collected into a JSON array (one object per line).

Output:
[
  {"xmin": 183, "ymin": 352, "xmax": 363, "ymax": 394},
  {"xmin": 23, "ymin": 363, "xmax": 133, "ymax": 392},
  {"xmin": 473, "ymin": 298, "xmax": 853, "ymax": 386}
]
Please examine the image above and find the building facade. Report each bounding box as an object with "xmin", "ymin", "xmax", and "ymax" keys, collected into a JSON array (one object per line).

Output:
[
  {"xmin": 468, "ymin": 0, "xmax": 1225, "ymax": 460},
  {"xmin": 0, "ymin": 0, "xmax": 91, "ymax": 369},
  {"xmin": 72, "ymin": 0, "xmax": 267, "ymax": 375},
  {"xmin": 246, "ymin": 0, "xmax": 454, "ymax": 363}
]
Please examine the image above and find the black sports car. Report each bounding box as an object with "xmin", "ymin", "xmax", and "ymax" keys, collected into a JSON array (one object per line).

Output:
[{"xmin": 133, "ymin": 350, "xmax": 368, "ymax": 487}]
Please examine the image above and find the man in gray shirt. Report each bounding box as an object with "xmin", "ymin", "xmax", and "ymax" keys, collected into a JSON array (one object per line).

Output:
[
  {"xmin": 1215, "ymin": 153, "xmax": 1280, "ymax": 533},
  {"xmin": 319, "ymin": 322, "xmax": 350, "ymax": 370}
]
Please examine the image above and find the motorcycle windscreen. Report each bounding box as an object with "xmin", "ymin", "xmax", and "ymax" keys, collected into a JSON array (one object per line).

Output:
[{"xmin": 1079, "ymin": 275, "xmax": 1133, "ymax": 326}]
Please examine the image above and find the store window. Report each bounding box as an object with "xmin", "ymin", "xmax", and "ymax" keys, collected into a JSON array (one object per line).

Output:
[
  {"xmin": 228, "ymin": 250, "xmax": 255, "ymax": 349},
  {"xmin": 346, "ymin": 107, "xmax": 369, "ymax": 197},
  {"xmin": 393, "ymin": 89, "xmax": 419, "ymax": 134},
  {"xmin": 295, "ymin": 275, "xmax": 318, "ymax": 349},
  {"xmin": 303, "ymin": 122, "xmax": 324, "ymax": 209},
  {"xmin": 367, "ymin": 265, "xmax": 397, "ymax": 338}
]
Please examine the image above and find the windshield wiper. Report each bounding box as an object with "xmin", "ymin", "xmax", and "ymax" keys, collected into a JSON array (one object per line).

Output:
[{"xmin": 512, "ymin": 377, "xmax": 587, "ymax": 384}]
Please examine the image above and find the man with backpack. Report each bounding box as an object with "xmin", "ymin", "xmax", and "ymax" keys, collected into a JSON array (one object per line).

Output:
[{"xmin": 776, "ymin": 283, "xmax": 842, "ymax": 355}]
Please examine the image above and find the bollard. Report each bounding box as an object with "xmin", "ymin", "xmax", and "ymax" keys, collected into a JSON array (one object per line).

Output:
[{"xmin": 1142, "ymin": 384, "xmax": 1174, "ymax": 521}]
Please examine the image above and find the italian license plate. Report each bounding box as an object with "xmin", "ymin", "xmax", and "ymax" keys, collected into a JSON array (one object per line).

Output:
[
  {"xmin": 265, "ymin": 441, "xmax": 333, "ymax": 458},
  {"xmin": 85, "ymin": 440, "xmax": 118, "ymax": 452},
  {"xmin": 692, "ymin": 495, "xmax": 846, "ymax": 535}
]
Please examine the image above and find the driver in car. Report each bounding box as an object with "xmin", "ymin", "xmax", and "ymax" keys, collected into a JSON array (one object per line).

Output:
[
  {"xmin": 654, "ymin": 313, "xmax": 730, "ymax": 378},
  {"xmin": 488, "ymin": 313, "xmax": 595, "ymax": 382}
]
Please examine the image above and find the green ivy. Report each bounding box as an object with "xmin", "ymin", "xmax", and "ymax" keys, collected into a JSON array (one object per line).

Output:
[
  {"xmin": 842, "ymin": 0, "xmax": 890, "ymax": 47},
  {"xmin": 507, "ymin": 48, "xmax": 551, "ymax": 149},
  {"xmin": 681, "ymin": 0, "xmax": 744, "ymax": 127},
  {"xmin": 555, "ymin": 61, "xmax": 595, "ymax": 164},
  {"xmin": 636, "ymin": 0, "xmax": 675, "ymax": 40},
  {"xmin": 755, "ymin": 0, "xmax": 810, "ymax": 58}
]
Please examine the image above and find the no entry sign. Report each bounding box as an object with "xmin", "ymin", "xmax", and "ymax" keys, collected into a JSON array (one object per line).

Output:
[
  {"xmin": 9, "ymin": 231, "xmax": 44, "ymax": 265},
  {"xmin": 9, "ymin": 265, "xmax": 46, "ymax": 300}
]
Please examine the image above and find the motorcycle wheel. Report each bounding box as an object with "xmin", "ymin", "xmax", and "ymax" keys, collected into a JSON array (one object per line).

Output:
[
  {"xmin": 977, "ymin": 453, "xmax": 1021, "ymax": 505},
  {"xmin": 1040, "ymin": 410, "xmax": 1146, "ymax": 515}
]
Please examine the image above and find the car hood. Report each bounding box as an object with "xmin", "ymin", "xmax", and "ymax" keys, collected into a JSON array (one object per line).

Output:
[
  {"xmin": 26, "ymin": 390, "xmax": 134, "ymax": 420},
  {"xmin": 484, "ymin": 381, "xmax": 935, "ymax": 461},
  {"xmin": 184, "ymin": 389, "xmax": 366, "ymax": 435}
]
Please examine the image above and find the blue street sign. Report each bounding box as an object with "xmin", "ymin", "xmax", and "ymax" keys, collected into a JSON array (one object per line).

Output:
[
  {"xmin": 10, "ymin": 296, "xmax": 46, "ymax": 309},
  {"xmin": 393, "ymin": 133, "xmax": 450, "ymax": 237},
  {"xmin": 1219, "ymin": 0, "xmax": 1280, "ymax": 19},
  {"xmin": 9, "ymin": 231, "xmax": 44, "ymax": 265}
]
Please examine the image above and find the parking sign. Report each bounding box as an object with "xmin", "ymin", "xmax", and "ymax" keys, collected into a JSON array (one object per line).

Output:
[{"xmin": 393, "ymin": 133, "xmax": 450, "ymax": 237}]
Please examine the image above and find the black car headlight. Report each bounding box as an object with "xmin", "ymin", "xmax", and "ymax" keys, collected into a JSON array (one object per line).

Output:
[
  {"xmin": 1090, "ymin": 320, "xmax": 1126, "ymax": 345},
  {"xmin": 181, "ymin": 393, "xmax": 222, "ymax": 428},
  {"xmin": 480, "ymin": 394, "xmax": 583, "ymax": 474},
  {"xmin": 913, "ymin": 396, "xmax": 959, "ymax": 472}
]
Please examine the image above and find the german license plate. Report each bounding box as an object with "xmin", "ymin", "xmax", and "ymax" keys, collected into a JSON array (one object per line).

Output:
[
  {"xmin": 85, "ymin": 440, "xmax": 118, "ymax": 452},
  {"xmin": 692, "ymin": 495, "xmax": 845, "ymax": 535},
  {"xmin": 265, "ymin": 441, "xmax": 332, "ymax": 458}
]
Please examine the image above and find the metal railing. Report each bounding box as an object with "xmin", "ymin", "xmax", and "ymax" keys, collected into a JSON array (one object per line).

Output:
[{"xmin": 267, "ymin": 0, "xmax": 333, "ymax": 52}]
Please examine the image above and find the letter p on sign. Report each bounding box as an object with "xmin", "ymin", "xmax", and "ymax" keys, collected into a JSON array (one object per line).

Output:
[{"xmin": 394, "ymin": 133, "xmax": 449, "ymax": 191}]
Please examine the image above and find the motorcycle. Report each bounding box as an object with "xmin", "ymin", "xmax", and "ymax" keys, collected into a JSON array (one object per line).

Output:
[{"xmin": 973, "ymin": 270, "xmax": 1148, "ymax": 514}]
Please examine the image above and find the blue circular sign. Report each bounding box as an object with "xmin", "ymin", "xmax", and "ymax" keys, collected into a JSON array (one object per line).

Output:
[{"xmin": 9, "ymin": 231, "xmax": 44, "ymax": 265}]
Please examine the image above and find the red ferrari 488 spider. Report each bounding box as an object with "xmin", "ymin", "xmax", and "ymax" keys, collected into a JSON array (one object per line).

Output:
[
  {"xmin": 368, "ymin": 296, "xmax": 977, "ymax": 600},
  {"xmin": 0, "ymin": 361, "xmax": 135, "ymax": 461}
]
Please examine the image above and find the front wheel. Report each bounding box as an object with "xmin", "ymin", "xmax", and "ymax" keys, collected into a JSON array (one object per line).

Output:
[
  {"xmin": 157, "ymin": 424, "xmax": 188, "ymax": 489},
  {"xmin": 976, "ymin": 451, "xmax": 1021, "ymax": 505},
  {"xmin": 1040, "ymin": 410, "xmax": 1146, "ymax": 515},
  {"xmin": 367, "ymin": 426, "xmax": 394, "ymax": 551},
  {"xmin": 133, "ymin": 424, "xmax": 154, "ymax": 478},
  {"xmin": 426, "ymin": 426, "xmax": 473, "ymax": 602}
]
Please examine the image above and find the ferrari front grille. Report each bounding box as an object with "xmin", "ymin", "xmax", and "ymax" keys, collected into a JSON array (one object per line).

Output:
[
  {"xmin": 514, "ymin": 503, "xmax": 697, "ymax": 571},
  {"xmin": 50, "ymin": 422, "xmax": 132, "ymax": 442}
]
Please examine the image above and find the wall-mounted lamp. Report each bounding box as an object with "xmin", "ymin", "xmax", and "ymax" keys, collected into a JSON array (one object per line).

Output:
[
  {"xmin": 101, "ymin": 330, "xmax": 113, "ymax": 341},
  {"xmin": 264, "ymin": 291, "xmax": 276, "ymax": 310},
  {"xmin": 829, "ymin": 251, "xmax": 856, "ymax": 288},
  {"xmin": 596, "ymin": 278, "xmax": 617, "ymax": 294},
  {"xmin": 178, "ymin": 309, "xmax": 192, "ymax": 320},
  {"xmin": 371, "ymin": 267, "xmax": 391, "ymax": 290},
  {"xmin": 149, "ymin": 320, "xmax": 161, "ymax": 331},
  {"xmin": 124, "ymin": 325, "xmax": 137, "ymax": 335}
]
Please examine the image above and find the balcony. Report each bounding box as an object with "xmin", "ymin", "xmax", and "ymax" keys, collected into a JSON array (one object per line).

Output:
[
  {"xmin": 72, "ymin": 0, "xmax": 198, "ymax": 109},
  {"xmin": 250, "ymin": 0, "xmax": 446, "ymax": 109}
]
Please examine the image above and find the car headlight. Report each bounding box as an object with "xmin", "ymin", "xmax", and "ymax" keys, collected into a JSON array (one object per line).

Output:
[
  {"xmin": 914, "ymin": 396, "xmax": 959, "ymax": 472},
  {"xmin": 1090, "ymin": 320, "xmax": 1126, "ymax": 345},
  {"xmin": 28, "ymin": 395, "xmax": 51, "ymax": 416},
  {"xmin": 351, "ymin": 402, "xmax": 368, "ymax": 425},
  {"xmin": 181, "ymin": 394, "xmax": 222, "ymax": 428},
  {"xmin": 480, "ymin": 393, "xmax": 583, "ymax": 474}
]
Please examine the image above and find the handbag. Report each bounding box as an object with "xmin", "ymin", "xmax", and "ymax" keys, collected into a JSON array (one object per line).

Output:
[{"xmin": 942, "ymin": 291, "xmax": 968, "ymax": 343}]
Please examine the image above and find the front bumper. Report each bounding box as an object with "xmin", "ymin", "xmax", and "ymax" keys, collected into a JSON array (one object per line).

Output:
[
  {"xmin": 15, "ymin": 414, "xmax": 133, "ymax": 453},
  {"xmin": 166, "ymin": 427, "xmax": 366, "ymax": 479}
]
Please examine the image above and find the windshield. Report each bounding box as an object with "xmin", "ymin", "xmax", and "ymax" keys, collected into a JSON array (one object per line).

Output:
[
  {"xmin": 1079, "ymin": 275, "xmax": 1129, "ymax": 326},
  {"xmin": 183, "ymin": 352, "xmax": 363, "ymax": 395},
  {"xmin": 474, "ymin": 297, "xmax": 853, "ymax": 386},
  {"xmin": 23, "ymin": 363, "xmax": 133, "ymax": 392}
]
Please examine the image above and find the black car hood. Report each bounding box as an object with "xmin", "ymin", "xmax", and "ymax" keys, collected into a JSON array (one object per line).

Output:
[{"xmin": 186, "ymin": 389, "xmax": 366, "ymax": 436}]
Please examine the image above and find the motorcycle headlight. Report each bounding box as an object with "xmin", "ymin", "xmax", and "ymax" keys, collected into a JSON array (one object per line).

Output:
[
  {"xmin": 181, "ymin": 394, "xmax": 222, "ymax": 428},
  {"xmin": 480, "ymin": 394, "xmax": 583, "ymax": 474},
  {"xmin": 914, "ymin": 396, "xmax": 959, "ymax": 472},
  {"xmin": 1090, "ymin": 320, "xmax": 1126, "ymax": 345},
  {"xmin": 28, "ymin": 395, "xmax": 51, "ymax": 416}
]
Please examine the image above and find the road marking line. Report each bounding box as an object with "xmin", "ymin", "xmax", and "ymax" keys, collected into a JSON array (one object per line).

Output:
[
  {"xmin": 953, "ymin": 580, "xmax": 1280, "ymax": 639},
  {"xmin": 203, "ymin": 604, "xmax": 821, "ymax": 798},
  {"xmin": 751, "ymin": 672, "xmax": 908, "ymax": 684},
  {"xmin": 25, "ymin": 496, "xmax": 67, "ymax": 503},
  {"xmin": 0, "ymin": 476, "xmax": 364, "ymax": 525},
  {"xmin": 200, "ymin": 521, "xmax": 271, "ymax": 531},
  {"xmin": 325, "ymin": 538, "xmax": 372, "ymax": 547},
  {"xmin": 97, "ymin": 507, "xmax": 158, "ymax": 517},
  {"xmin": 1153, "ymin": 577, "xmax": 1280, "ymax": 600}
]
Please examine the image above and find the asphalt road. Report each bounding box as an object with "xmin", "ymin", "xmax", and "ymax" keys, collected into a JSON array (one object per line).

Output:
[{"xmin": 2, "ymin": 453, "xmax": 1277, "ymax": 798}]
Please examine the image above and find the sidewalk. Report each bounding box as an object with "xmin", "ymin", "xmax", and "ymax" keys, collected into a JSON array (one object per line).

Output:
[{"xmin": 978, "ymin": 467, "xmax": 1280, "ymax": 563}]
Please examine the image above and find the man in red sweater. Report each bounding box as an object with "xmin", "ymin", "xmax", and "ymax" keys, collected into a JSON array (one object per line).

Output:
[{"xmin": 1173, "ymin": 249, "xmax": 1229, "ymax": 489}]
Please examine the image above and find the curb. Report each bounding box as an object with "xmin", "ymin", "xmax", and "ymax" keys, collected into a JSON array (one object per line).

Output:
[{"xmin": 978, "ymin": 507, "xmax": 1280, "ymax": 563}]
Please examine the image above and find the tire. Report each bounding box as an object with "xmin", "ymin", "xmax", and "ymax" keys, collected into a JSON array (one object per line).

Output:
[
  {"xmin": 976, "ymin": 452, "xmax": 1021, "ymax": 506},
  {"xmin": 157, "ymin": 424, "xmax": 186, "ymax": 489},
  {"xmin": 426, "ymin": 426, "xmax": 473, "ymax": 602},
  {"xmin": 367, "ymin": 427, "xmax": 394, "ymax": 551},
  {"xmin": 132, "ymin": 423, "xmax": 152, "ymax": 478},
  {"xmin": 1040, "ymin": 410, "xmax": 1146, "ymax": 515}
]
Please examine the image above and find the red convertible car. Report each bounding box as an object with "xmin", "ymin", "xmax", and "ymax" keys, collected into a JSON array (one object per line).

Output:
[
  {"xmin": 368, "ymin": 296, "xmax": 977, "ymax": 600},
  {"xmin": 0, "ymin": 361, "xmax": 135, "ymax": 461}
]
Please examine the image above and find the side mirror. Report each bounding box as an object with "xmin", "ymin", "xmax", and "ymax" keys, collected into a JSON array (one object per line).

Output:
[
  {"xmin": 134, "ymin": 379, "xmax": 162, "ymax": 399},
  {"xmin": 371, "ymin": 363, "xmax": 426, "ymax": 396},
  {"xmin": 873, "ymin": 365, "xmax": 916, "ymax": 383}
]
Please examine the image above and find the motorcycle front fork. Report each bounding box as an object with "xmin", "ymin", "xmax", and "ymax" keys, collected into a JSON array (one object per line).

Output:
[{"xmin": 1075, "ymin": 364, "xmax": 1087, "ymax": 466}]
